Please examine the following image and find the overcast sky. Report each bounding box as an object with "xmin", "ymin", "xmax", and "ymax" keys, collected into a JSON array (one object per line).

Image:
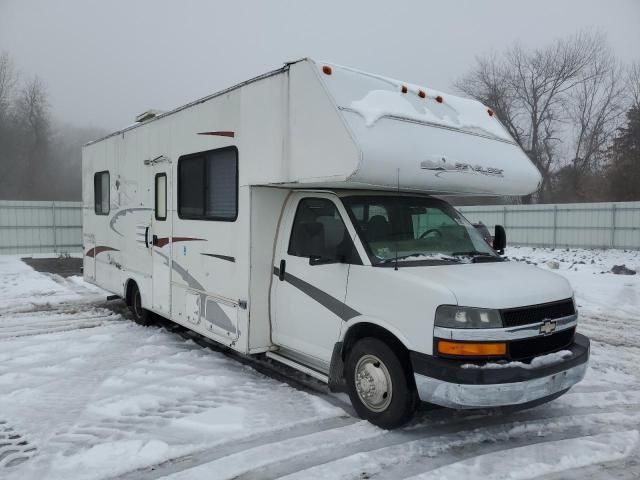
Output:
[{"xmin": 1, "ymin": 0, "xmax": 638, "ymax": 131}]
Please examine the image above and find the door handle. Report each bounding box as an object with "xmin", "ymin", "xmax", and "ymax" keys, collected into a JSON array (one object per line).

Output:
[
  {"xmin": 144, "ymin": 227, "xmax": 149, "ymax": 248},
  {"xmin": 279, "ymin": 259, "xmax": 286, "ymax": 281},
  {"xmin": 152, "ymin": 235, "xmax": 158, "ymax": 246}
]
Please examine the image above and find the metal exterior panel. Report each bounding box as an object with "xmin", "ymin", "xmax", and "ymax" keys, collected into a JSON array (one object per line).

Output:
[{"xmin": 459, "ymin": 201, "xmax": 640, "ymax": 249}]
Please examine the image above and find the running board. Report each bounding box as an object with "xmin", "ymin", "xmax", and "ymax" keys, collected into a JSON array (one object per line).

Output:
[{"xmin": 265, "ymin": 352, "xmax": 329, "ymax": 383}]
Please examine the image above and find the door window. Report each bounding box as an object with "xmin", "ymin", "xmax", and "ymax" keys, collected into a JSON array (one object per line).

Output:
[
  {"xmin": 155, "ymin": 173, "xmax": 167, "ymax": 220},
  {"xmin": 288, "ymin": 198, "xmax": 361, "ymax": 264}
]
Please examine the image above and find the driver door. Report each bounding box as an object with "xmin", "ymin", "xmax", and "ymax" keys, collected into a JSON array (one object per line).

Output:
[{"xmin": 271, "ymin": 194, "xmax": 361, "ymax": 366}]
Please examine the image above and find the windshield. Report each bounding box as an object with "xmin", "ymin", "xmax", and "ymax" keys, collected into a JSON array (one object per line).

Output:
[{"xmin": 341, "ymin": 195, "xmax": 499, "ymax": 265}]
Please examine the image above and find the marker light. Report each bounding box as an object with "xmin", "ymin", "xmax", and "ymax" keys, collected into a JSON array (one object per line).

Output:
[
  {"xmin": 322, "ymin": 65, "xmax": 332, "ymax": 75},
  {"xmin": 436, "ymin": 95, "xmax": 443, "ymax": 103},
  {"xmin": 418, "ymin": 90, "xmax": 426, "ymax": 98},
  {"xmin": 437, "ymin": 340, "xmax": 506, "ymax": 357},
  {"xmin": 401, "ymin": 85, "xmax": 408, "ymax": 94},
  {"xmin": 488, "ymin": 108, "xmax": 494, "ymax": 117}
]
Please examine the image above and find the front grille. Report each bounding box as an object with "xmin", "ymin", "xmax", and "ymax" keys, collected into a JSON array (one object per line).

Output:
[
  {"xmin": 501, "ymin": 298, "xmax": 575, "ymax": 328},
  {"xmin": 509, "ymin": 327, "xmax": 575, "ymax": 360}
]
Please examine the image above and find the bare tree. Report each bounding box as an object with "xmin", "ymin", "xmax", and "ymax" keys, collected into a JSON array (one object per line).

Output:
[
  {"xmin": 628, "ymin": 61, "xmax": 640, "ymax": 110},
  {"xmin": 455, "ymin": 52, "xmax": 525, "ymax": 147},
  {"xmin": 0, "ymin": 52, "xmax": 20, "ymax": 194},
  {"xmin": 14, "ymin": 76, "xmax": 51, "ymax": 192},
  {"xmin": 456, "ymin": 30, "xmax": 610, "ymax": 202},
  {"xmin": 562, "ymin": 50, "xmax": 626, "ymax": 200},
  {"xmin": 0, "ymin": 51, "xmax": 17, "ymax": 117},
  {"xmin": 0, "ymin": 52, "xmax": 106, "ymax": 201}
]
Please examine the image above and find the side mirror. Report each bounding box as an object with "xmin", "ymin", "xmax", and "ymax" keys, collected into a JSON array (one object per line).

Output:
[{"xmin": 493, "ymin": 224, "xmax": 506, "ymax": 255}]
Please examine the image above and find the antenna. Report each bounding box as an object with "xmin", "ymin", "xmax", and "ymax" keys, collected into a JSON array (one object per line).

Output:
[{"xmin": 394, "ymin": 168, "xmax": 400, "ymax": 271}]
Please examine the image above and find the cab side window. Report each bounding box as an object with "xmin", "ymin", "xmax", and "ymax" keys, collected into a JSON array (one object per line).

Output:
[{"xmin": 288, "ymin": 198, "xmax": 361, "ymax": 265}]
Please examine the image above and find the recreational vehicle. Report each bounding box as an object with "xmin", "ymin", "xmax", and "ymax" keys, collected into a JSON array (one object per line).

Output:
[{"xmin": 82, "ymin": 59, "xmax": 589, "ymax": 428}]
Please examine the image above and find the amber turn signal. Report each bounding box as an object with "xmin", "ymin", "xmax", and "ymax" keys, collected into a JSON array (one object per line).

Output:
[{"xmin": 437, "ymin": 340, "xmax": 506, "ymax": 357}]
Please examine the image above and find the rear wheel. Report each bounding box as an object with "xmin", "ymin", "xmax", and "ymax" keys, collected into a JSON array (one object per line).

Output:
[
  {"xmin": 128, "ymin": 283, "xmax": 154, "ymax": 326},
  {"xmin": 345, "ymin": 337, "xmax": 418, "ymax": 429}
]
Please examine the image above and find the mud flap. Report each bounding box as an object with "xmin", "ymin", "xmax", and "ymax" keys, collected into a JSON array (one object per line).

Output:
[{"xmin": 328, "ymin": 341, "xmax": 346, "ymax": 392}]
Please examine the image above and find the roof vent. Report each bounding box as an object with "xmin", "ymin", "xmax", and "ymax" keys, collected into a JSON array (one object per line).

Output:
[{"xmin": 135, "ymin": 109, "xmax": 165, "ymax": 123}]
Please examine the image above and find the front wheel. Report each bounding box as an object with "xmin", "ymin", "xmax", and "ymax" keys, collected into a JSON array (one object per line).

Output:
[
  {"xmin": 129, "ymin": 283, "xmax": 154, "ymax": 326},
  {"xmin": 345, "ymin": 337, "xmax": 418, "ymax": 429}
]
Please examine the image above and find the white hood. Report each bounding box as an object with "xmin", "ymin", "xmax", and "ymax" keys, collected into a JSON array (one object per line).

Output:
[{"xmin": 397, "ymin": 261, "xmax": 573, "ymax": 309}]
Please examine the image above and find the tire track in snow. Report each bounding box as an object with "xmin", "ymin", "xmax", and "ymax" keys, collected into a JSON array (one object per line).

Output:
[
  {"xmin": 0, "ymin": 296, "xmax": 114, "ymax": 316},
  {"xmin": 126, "ymin": 396, "xmax": 640, "ymax": 480},
  {"xmin": 0, "ymin": 300, "xmax": 123, "ymax": 339},
  {"xmin": 256, "ymin": 407, "xmax": 640, "ymax": 480},
  {"xmin": 151, "ymin": 419, "xmax": 383, "ymax": 480},
  {"xmin": 0, "ymin": 421, "xmax": 37, "ymax": 470},
  {"xmin": 401, "ymin": 430, "xmax": 640, "ymax": 480},
  {"xmin": 579, "ymin": 314, "xmax": 640, "ymax": 349},
  {"xmin": 279, "ymin": 410, "xmax": 640, "ymax": 480},
  {"xmin": 114, "ymin": 415, "xmax": 357, "ymax": 480},
  {"xmin": 538, "ymin": 451, "xmax": 640, "ymax": 480},
  {"xmin": 0, "ymin": 319, "xmax": 120, "ymax": 340},
  {"xmin": 0, "ymin": 318, "xmax": 120, "ymax": 339}
]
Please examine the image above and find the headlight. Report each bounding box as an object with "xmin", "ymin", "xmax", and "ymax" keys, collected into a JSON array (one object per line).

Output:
[{"xmin": 435, "ymin": 305, "xmax": 503, "ymax": 329}]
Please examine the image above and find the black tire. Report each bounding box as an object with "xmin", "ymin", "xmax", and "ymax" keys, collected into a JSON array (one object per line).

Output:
[
  {"xmin": 345, "ymin": 337, "xmax": 418, "ymax": 429},
  {"xmin": 128, "ymin": 283, "xmax": 154, "ymax": 326}
]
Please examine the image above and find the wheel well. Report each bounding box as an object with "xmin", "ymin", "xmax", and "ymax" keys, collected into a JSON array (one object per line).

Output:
[
  {"xmin": 342, "ymin": 323, "xmax": 413, "ymax": 374},
  {"xmin": 124, "ymin": 279, "xmax": 137, "ymax": 306}
]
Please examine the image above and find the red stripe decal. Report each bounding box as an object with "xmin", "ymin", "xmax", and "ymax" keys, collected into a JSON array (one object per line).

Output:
[
  {"xmin": 86, "ymin": 246, "xmax": 119, "ymax": 258},
  {"xmin": 154, "ymin": 237, "xmax": 205, "ymax": 248},
  {"xmin": 197, "ymin": 131, "xmax": 235, "ymax": 138}
]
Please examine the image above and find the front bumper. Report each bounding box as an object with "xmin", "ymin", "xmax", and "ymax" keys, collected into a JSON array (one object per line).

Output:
[{"xmin": 411, "ymin": 333, "xmax": 590, "ymax": 409}]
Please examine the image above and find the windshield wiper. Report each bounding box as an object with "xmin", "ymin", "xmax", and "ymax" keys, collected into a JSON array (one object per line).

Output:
[
  {"xmin": 450, "ymin": 251, "xmax": 501, "ymax": 262},
  {"xmin": 378, "ymin": 253, "xmax": 461, "ymax": 265}
]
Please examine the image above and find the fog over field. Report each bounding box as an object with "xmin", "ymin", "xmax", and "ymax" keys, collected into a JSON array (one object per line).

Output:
[
  {"xmin": 0, "ymin": 0, "xmax": 638, "ymax": 200},
  {"xmin": 1, "ymin": 0, "xmax": 638, "ymax": 131}
]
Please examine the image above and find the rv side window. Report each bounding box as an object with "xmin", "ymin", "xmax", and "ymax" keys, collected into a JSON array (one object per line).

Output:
[
  {"xmin": 178, "ymin": 147, "xmax": 238, "ymax": 221},
  {"xmin": 288, "ymin": 198, "xmax": 361, "ymax": 265},
  {"xmin": 155, "ymin": 173, "xmax": 167, "ymax": 221},
  {"xmin": 94, "ymin": 171, "xmax": 110, "ymax": 215}
]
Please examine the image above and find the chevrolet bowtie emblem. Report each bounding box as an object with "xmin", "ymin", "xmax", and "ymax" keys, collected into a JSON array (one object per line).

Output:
[{"xmin": 540, "ymin": 320, "xmax": 557, "ymax": 335}]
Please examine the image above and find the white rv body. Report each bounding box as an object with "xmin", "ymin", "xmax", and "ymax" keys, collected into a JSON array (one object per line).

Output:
[{"xmin": 83, "ymin": 59, "xmax": 588, "ymax": 428}]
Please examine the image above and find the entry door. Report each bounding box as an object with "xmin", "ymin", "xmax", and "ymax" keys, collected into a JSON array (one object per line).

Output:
[
  {"xmin": 151, "ymin": 169, "xmax": 172, "ymax": 315},
  {"xmin": 271, "ymin": 194, "xmax": 359, "ymax": 365}
]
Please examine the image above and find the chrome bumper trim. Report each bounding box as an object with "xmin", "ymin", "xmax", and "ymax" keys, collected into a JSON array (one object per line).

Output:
[
  {"xmin": 414, "ymin": 361, "xmax": 587, "ymax": 409},
  {"xmin": 433, "ymin": 314, "xmax": 577, "ymax": 342}
]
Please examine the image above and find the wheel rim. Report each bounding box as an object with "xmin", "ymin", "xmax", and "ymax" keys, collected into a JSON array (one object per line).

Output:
[{"xmin": 354, "ymin": 354, "xmax": 393, "ymax": 412}]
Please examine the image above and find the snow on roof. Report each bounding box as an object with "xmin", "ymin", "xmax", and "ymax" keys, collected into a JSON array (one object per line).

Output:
[{"xmin": 319, "ymin": 61, "xmax": 513, "ymax": 143}]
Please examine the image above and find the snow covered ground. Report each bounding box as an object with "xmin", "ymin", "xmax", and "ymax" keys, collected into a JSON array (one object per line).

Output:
[{"xmin": 0, "ymin": 247, "xmax": 639, "ymax": 480}]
